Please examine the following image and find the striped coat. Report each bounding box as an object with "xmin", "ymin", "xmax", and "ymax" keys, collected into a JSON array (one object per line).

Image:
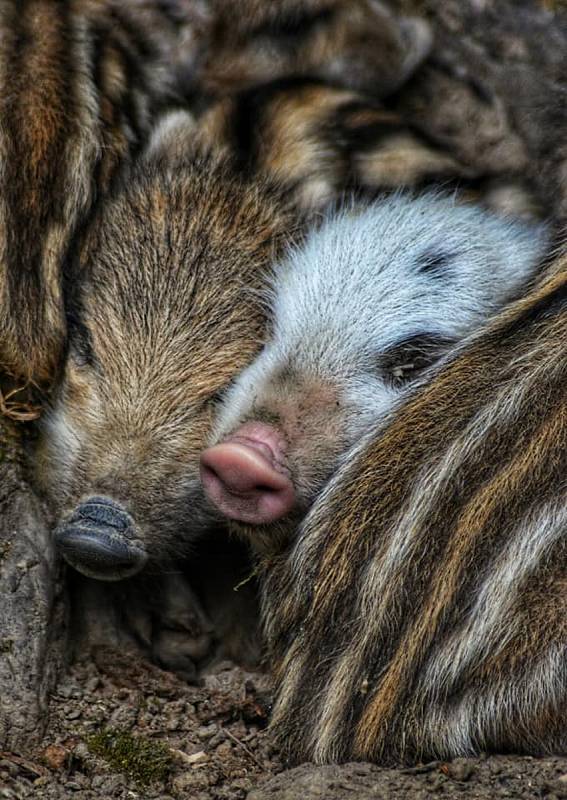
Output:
[
  {"xmin": 0, "ymin": 0, "xmax": 196, "ymax": 393},
  {"xmin": 261, "ymin": 252, "xmax": 567, "ymax": 763}
]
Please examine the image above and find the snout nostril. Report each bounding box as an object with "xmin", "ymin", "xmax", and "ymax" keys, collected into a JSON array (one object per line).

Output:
[
  {"xmin": 74, "ymin": 496, "xmax": 130, "ymax": 531},
  {"xmin": 200, "ymin": 440, "xmax": 296, "ymax": 525},
  {"xmin": 55, "ymin": 524, "xmax": 148, "ymax": 581},
  {"xmin": 200, "ymin": 463, "xmax": 218, "ymax": 480}
]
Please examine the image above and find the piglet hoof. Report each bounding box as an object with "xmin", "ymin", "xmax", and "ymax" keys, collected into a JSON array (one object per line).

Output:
[
  {"xmin": 150, "ymin": 574, "xmax": 216, "ymax": 682},
  {"xmin": 151, "ymin": 628, "xmax": 214, "ymax": 683},
  {"xmin": 55, "ymin": 496, "xmax": 147, "ymax": 581}
]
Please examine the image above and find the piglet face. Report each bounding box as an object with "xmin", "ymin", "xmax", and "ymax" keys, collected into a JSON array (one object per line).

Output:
[
  {"xmin": 201, "ymin": 367, "xmax": 353, "ymax": 526},
  {"xmin": 37, "ymin": 155, "xmax": 293, "ymax": 580},
  {"xmin": 200, "ymin": 334, "xmax": 442, "ymax": 554}
]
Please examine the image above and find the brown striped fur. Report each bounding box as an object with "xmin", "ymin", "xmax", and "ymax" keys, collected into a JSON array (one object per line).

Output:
[
  {"xmin": 194, "ymin": 80, "xmax": 468, "ymax": 214},
  {"xmin": 199, "ymin": 0, "xmax": 431, "ymax": 99},
  {"xmin": 185, "ymin": 1, "xmax": 551, "ymax": 218},
  {"xmin": 184, "ymin": 0, "xmax": 481, "ymax": 217},
  {"xmin": 0, "ymin": 0, "xmax": 199, "ymax": 395},
  {"xmin": 257, "ymin": 252, "xmax": 567, "ymax": 763}
]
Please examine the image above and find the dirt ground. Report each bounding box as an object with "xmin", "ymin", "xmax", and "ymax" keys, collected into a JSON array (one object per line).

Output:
[{"xmin": 1, "ymin": 651, "xmax": 565, "ymax": 799}]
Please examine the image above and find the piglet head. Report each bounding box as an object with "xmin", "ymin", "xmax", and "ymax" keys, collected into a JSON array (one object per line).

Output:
[{"xmin": 199, "ymin": 354, "xmax": 356, "ymax": 556}]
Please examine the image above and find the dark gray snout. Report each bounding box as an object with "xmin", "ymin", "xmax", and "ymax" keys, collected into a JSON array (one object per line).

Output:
[{"xmin": 55, "ymin": 496, "xmax": 148, "ymax": 581}]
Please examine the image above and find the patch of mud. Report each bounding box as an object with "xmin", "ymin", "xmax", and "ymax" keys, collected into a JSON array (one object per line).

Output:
[{"xmin": 1, "ymin": 651, "xmax": 566, "ymax": 799}]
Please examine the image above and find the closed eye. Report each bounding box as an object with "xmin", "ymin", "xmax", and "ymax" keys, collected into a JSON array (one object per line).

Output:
[
  {"xmin": 378, "ymin": 333, "xmax": 455, "ymax": 388},
  {"xmin": 204, "ymin": 380, "xmax": 235, "ymax": 409},
  {"xmin": 68, "ymin": 321, "xmax": 96, "ymax": 368}
]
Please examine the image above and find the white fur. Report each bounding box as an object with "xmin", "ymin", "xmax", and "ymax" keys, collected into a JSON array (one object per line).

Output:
[{"xmin": 212, "ymin": 193, "xmax": 547, "ymax": 450}]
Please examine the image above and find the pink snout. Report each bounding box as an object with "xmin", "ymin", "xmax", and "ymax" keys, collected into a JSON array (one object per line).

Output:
[{"xmin": 200, "ymin": 422, "xmax": 295, "ymax": 525}]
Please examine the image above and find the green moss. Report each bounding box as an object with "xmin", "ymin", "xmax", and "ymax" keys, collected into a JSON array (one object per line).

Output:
[
  {"xmin": 0, "ymin": 541, "xmax": 11, "ymax": 562},
  {"xmin": 87, "ymin": 727, "xmax": 172, "ymax": 787},
  {"xmin": 0, "ymin": 638, "xmax": 14, "ymax": 654}
]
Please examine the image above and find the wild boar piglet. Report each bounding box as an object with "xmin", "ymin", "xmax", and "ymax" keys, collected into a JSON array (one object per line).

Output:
[
  {"xmin": 37, "ymin": 130, "xmax": 294, "ymax": 582},
  {"xmin": 201, "ymin": 193, "xmax": 547, "ymax": 553}
]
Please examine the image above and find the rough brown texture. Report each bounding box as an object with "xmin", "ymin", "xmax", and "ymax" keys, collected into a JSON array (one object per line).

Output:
[
  {"xmin": 251, "ymin": 758, "xmax": 567, "ymax": 800},
  {"xmin": 0, "ymin": 652, "xmax": 281, "ymax": 800},
  {"xmin": 0, "ymin": 419, "xmax": 66, "ymax": 751}
]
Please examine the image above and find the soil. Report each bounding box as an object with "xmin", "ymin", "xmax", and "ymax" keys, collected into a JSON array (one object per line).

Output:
[{"xmin": 1, "ymin": 650, "xmax": 565, "ymax": 799}]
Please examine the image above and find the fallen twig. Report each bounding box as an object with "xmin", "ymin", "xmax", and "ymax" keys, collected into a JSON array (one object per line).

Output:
[{"xmin": 221, "ymin": 727, "xmax": 264, "ymax": 770}]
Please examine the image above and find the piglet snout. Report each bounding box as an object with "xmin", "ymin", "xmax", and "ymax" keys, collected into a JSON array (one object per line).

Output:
[
  {"xmin": 200, "ymin": 422, "xmax": 295, "ymax": 524},
  {"xmin": 55, "ymin": 496, "xmax": 148, "ymax": 581}
]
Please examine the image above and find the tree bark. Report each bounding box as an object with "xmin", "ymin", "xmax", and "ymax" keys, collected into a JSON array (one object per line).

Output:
[{"xmin": 0, "ymin": 419, "xmax": 67, "ymax": 750}]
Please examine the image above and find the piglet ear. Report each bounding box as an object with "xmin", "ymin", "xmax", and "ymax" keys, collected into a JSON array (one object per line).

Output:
[
  {"xmin": 143, "ymin": 110, "xmax": 199, "ymax": 163},
  {"xmin": 396, "ymin": 16, "xmax": 433, "ymax": 88}
]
